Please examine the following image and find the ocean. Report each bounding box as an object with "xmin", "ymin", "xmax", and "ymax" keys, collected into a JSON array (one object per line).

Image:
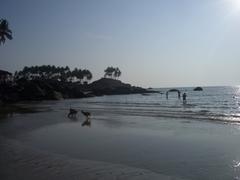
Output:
[
  {"xmin": 1, "ymin": 86, "xmax": 240, "ymax": 180},
  {"xmin": 74, "ymin": 86, "xmax": 240, "ymax": 123}
]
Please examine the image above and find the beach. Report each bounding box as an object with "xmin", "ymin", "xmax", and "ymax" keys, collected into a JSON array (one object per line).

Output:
[
  {"xmin": 1, "ymin": 136, "xmax": 176, "ymax": 180},
  {"xmin": 1, "ymin": 86, "xmax": 240, "ymax": 179},
  {"xmin": 0, "ymin": 101, "xmax": 187, "ymax": 180},
  {"xmin": 2, "ymin": 0, "xmax": 240, "ymax": 178}
]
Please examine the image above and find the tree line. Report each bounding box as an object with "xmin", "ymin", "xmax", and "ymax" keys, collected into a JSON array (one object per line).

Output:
[
  {"xmin": 104, "ymin": 67, "xmax": 121, "ymax": 79},
  {"xmin": 14, "ymin": 65, "xmax": 93, "ymax": 84},
  {"xmin": 1, "ymin": 19, "xmax": 123, "ymax": 83},
  {"xmin": 14, "ymin": 65, "xmax": 122, "ymax": 84}
]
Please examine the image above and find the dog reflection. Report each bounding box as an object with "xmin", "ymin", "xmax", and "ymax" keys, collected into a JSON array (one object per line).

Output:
[
  {"xmin": 68, "ymin": 116, "xmax": 78, "ymax": 121},
  {"xmin": 82, "ymin": 118, "xmax": 91, "ymax": 127}
]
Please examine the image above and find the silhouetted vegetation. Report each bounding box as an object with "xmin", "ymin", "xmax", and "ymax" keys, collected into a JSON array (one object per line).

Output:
[
  {"xmin": 14, "ymin": 65, "xmax": 92, "ymax": 84},
  {"xmin": 0, "ymin": 19, "xmax": 13, "ymax": 45},
  {"xmin": 0, "ymin": 65, "xmax": 156, "ymax": 103},
  {"xmin": 104, "ymin": 67, "xmax": 121, "ymax": 79}
]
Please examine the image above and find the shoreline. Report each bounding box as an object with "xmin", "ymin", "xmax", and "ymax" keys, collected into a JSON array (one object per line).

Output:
[{"xmin": 1, "ymin": 93, "xmax": 240, "ymax": 180}]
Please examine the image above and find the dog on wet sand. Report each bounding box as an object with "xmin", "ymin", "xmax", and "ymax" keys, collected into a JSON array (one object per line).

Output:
[{"xmin": 68, "ymin": 108, "xmax": 78, "ymax": 118}]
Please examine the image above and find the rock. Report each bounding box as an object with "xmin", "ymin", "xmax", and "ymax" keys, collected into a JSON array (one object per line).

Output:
[
  {"xmin": 51, "ymin": 91, "xmax": 63, "ymax": 100},
  {"xmin": 89, "ymin": 78, "xmax": 149, "ymax": 96},
  {"xmin": 19, "ymin": 81, "xmax": 46, "ymax": 100},
  {"xmin": 193, "ymin": 87, "xmax": 203, "ymax": 91},
  {"xmin": 0, "ymin": 77, "xmax": 157, "ymax": 103},
  {"xmin": 68, "ymin": 86, "xmax": 85, "ymax": 98},
  {"xmin": 168, "ymin": 89, "xmax": 180, "ymax": 92},
  {"xmin": 90, "ymin": 78, "xmax": 131, "ymax": 89},
  {"xmin": 14, "ymin": 80, "xmax": 62, "ymax": 101}
]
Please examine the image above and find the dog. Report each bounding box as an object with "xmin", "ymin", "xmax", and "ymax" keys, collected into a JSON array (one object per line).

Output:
[
  {"xmin": 68, "ymin": 108, "xmax": 78, "ymax": 118},
  {"xmin": 81, "ymin": 110, "xmax": 91, "ymax": 118}
]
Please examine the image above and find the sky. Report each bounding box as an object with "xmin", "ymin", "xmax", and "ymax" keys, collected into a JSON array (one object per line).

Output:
[{"xmin": 1, "ymin": 0, "xmax": 240, "ymax": 87}]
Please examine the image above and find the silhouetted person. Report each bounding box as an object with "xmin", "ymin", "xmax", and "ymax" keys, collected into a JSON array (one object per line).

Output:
[
  {"xmin": 178, "ymin": 92, "xmax": 181, "ymax": 99},
  {"xmin": 183, "ymin": 93, "xmax": 187, "ymax": 104},
  {"xmin": 68, "ymin": 108, "xmax": 78, "ymax": 118}
]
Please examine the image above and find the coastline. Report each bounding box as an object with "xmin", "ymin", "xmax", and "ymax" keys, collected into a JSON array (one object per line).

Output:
[
  {"xmin": 1, "ymin": 91, "xmax": 240, "ymax": 180},
  {"xmin": 0, "ymin": 78, "xmax": 157, "ymax": 103}
]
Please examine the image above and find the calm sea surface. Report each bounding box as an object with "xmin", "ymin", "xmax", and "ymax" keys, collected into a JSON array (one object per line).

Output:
[
  {"xmin": 74, "ymin": 86, "xmax": 240, "ymax": 123},
  {"xmin": 1, "ymin": 86, "xmax": 240, "ymax": 180}
]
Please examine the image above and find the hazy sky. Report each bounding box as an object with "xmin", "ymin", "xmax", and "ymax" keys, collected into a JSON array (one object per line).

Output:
[{"xmin": 1, "ymin": 0, "xmax": 240, "ymax": 87}]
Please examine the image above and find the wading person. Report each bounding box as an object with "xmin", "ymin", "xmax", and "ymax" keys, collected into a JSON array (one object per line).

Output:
[{"xmin": 183, "ymin": 92, "xmax": 187, "ymax": 104}]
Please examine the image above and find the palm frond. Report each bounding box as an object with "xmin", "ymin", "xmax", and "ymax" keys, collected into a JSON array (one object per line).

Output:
[
  {"xmin": 0, "ymin": 19, "xmax": 13, "ymax": 45},
  {"xmin": 0, "ymin": 35, "xmax": 6, "ymax": 44},
  {"xmin": 4, "ymin": 32, "xmax": 13, "ymax": 40}
]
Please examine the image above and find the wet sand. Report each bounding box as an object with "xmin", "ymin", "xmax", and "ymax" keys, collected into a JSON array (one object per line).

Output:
[
  {"xmin": 1, "ymin": 99, "xmax": 240, "ymax": 179},
  {"xmin": 0, "ymin": 101, "xmax": 186, "ymax": 180},
  {"xmin": 0, "ymin": 136, "xmax": 183, "ymax": 180}
]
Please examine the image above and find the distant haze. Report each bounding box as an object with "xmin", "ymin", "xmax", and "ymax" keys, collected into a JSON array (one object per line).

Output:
[{"xmin": 1, "ymin": 0, "xmax": 240, "ymax": 87}]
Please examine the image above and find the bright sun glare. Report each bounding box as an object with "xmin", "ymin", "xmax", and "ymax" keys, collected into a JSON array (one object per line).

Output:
[{"xmin": 225, "ymin": 0, "xmax": 240, "ymax": 15}]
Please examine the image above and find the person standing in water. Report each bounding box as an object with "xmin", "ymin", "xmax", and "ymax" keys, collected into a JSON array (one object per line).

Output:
[{"xmin": 183, "ymin": 93, "xmax": 187, "ymax": 104}]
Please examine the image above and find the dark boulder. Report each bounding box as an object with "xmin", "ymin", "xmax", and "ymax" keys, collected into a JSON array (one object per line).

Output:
[{"xmin": 193, "ymin": 87, "xmax": 203, "ymax": 91}]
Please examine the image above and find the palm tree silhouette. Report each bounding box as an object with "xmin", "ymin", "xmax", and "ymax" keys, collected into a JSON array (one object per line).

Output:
[
  {"xmin": 0, "ymin": 19, "xmax": 13, "ymax": 45},
  {"xmin": 114, "ymin": 67, "xmax": 121, "ymax": 79},
  {"xmin": 104, "ymin": 67, "xmax": 115, "ymax": 78}
]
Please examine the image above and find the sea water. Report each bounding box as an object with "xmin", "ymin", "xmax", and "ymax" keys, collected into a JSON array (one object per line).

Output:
[{"xmin": 70, "ymin": 86, "xmax": 240, "ymax": 123}]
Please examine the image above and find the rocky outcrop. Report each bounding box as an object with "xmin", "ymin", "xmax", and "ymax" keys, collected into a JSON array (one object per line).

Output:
[
  {"xmin": 89, "ymin": 78, "xmax": 152, "ymax": 96},
  {"xmin": 0, "ymin": 78, "xmax": 156, "ymax": 103},
  {"xmin": 193, "ymin": 87, "xmax": 203, "ymax": 91},
  {"xmin": 0, "ymin": 79, "xmax": 63, "ymax": 102},
  {"xmin": 17, "ymin": 80, "xmax": 63, "ymax": 100}
]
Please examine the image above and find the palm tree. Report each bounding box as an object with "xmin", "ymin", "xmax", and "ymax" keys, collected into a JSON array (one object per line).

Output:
[
  {"xmin": 114, "ymin": 67, "xmax": 121, "ymax": 79},
  {"xmin": 104, "ymin": 67, "xmax": 115, "ymax": 78},
  {"xmin": 0, "ymin": 19, "xmax": 13, "ymax": 45},
  {"xmin": 82, "ymin": 69, "xmax": 92, "ymax": 84}
]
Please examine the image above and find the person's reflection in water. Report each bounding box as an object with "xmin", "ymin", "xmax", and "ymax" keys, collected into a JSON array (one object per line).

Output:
[{"xmin": 82, "ymin": 118, "xmax": 91, "ymax": 127}]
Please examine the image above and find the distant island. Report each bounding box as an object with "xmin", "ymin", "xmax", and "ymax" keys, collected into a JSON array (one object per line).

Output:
[{"xmin": 0, "ymin": 65, "xmax": 156, "ymax": 103}]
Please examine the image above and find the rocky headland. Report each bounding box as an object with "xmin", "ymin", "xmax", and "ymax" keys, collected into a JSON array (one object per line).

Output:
[{"xmin": 0, "ymin": 78, "xmax": 156, "ymax": 103}]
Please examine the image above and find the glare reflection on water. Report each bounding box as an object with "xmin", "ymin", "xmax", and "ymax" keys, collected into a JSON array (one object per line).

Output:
[{"xmin": 233, "ymin": 160, "xmax": 240, "ymax": 168}]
